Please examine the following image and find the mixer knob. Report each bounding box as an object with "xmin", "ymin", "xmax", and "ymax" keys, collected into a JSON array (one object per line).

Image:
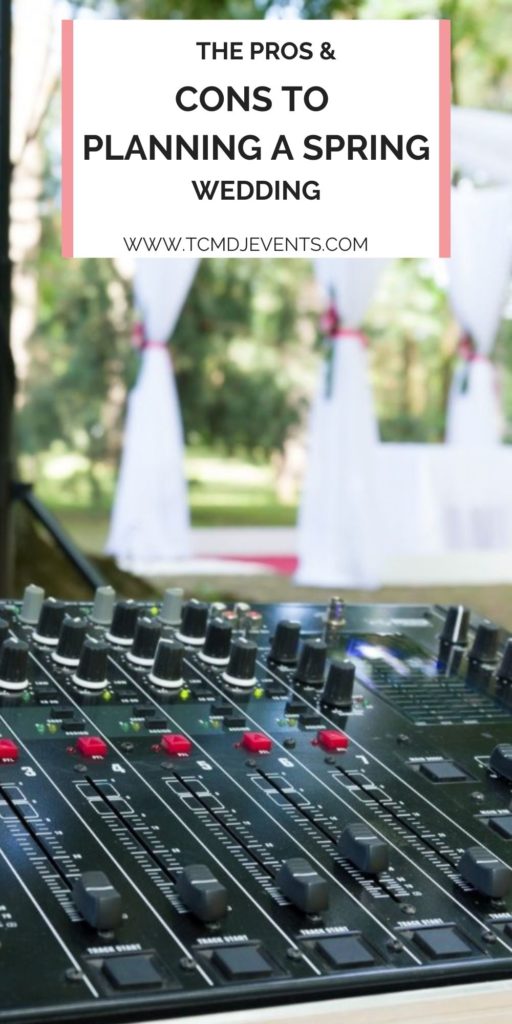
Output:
[
  {"xmin": 176, "ymin": 864, "xmax": 228, "ymax": 923},
  {"xmin": 496, "ymin": 639, "xmax": 512, "ymax": 683},
  {"xmin": 34, "ymin": 598, "xmax": 66, "ymax": 645},
  {"xmin": 53, "ymin": 616, "xmax": 88, "ymax": 666},
  {"xmin": 19, "ymin": 584, "xmax": 45, "ymax": 625},
  {"xmin": 277, "ymin": 857, "xmax": 329, "ymax": 914},
  {"xmin": 440, "ymin": 605, "xmax": 470, "ymax": 647},
  {"xmin": 107, "ymin": 600, "xmax": 140, "ymax": 645},
  {"xmin": 149, "ymin": 639, "xmax": 184, "ymax": 689},
  {"xmin": 127, "ymin": 617, "xmax": 162, "ymax": 666},
  {"xmin": 0, "ymin": 639, "xmax": 29, "ymax": 692},
  {"xmin": 90, "ymin": 586, "xmax": 116, "ymax": 625},
  {"xmin": 177, "ymin": 599, "xmax": 208, "ymax": 645},
  {"xmin": 0, "ymin": 618, "xmax": 8, "ymax": 648},
  {"xmin": 159, "ymin": 587, "xmax": 184, "ymax": 626},
  {"xmin": 338, "ymin": 822, "xmax": 389, "ymax": 875},
  {"xmin": 72, "ymin": 871, "xmax": 123, "ymax": 930},
  {"xmin": 469, "ymin": 621, "xmax": 499, "ymax": 663},
  {"xmin": 459, "ymin": 846, "xmax": 512, "ymax": 899},
  {"xmin": 199, "ymin": 618, "xmax": 232, "ymax": 665},
  {"xmin": 489, "ymin": 743, "xmax": 512, "ymax": 782},
  {"xmin": 295, "ymin": 639, "xmax": 327, "ymax": 686},
  {"xmin": 269, "ymin": 620, "xmax": 301, "ymax": 665},
  {"xmin": 73, "ymin": 639, "xmax": 109, "ymax": 691},
  {"xmin": 223, "ymin": 638, "xmax": 257, "ymax": 688},
  {"xmin": 321, "ymin": 659, "xmax": 355, "ymax": 709}
]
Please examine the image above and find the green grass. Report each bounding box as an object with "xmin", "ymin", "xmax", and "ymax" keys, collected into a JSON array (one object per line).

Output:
[{"xmin": 23, "ymin": 448, "xmax": 298, "ymax": 553}]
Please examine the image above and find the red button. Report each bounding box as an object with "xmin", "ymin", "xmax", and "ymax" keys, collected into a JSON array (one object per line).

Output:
[
  {"xmin": 76, "ymin": 736, "xmax": 108, "ymax": 758},
  {"xmin": 0, "ymin": 738, "xmax": 19, "ymax": 762},
  {"xmin": 317, "ymin": 729, "xmax": 349, "ymax": 752},
  {"xmin": 161, "ymin": 733, "xmax": 192, "ymax": 756},
  {"xmin": 241, "ymin": 732, "xmax": 272, "ymax": 754}
]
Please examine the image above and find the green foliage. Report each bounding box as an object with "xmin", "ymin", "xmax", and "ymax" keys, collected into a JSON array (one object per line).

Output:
[
  {"xmin": 172, "ymin": 258, "xmax": 315, "ymax": 454},
  {"xmin": 18, "ymin": 212, "xmax": 135, "ymax": 496}
]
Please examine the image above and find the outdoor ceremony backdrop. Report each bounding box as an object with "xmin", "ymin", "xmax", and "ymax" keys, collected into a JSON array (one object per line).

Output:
[{"xmin": 11, "ymin": 0, "xmax": 512, "ymax": 558}]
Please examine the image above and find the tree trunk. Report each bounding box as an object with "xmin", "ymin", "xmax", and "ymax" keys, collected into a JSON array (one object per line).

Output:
[{"xmin": 0, "ymin": 1, "xmax": 14, "ymax": 596}]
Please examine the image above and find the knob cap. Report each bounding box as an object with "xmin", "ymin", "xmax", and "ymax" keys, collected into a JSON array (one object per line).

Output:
[
  {"xmin": 321, "ymin": 659, "xmax": 355, "ymax": 709},
  {"xmin": 149, "ymin": 639, "xmax": 184, "ymax": 689},
  {"xmin": 497, "ymin": 639, "xmax": 512, "ymax": 683},
  {"xmin": 469, "ymin": 621, "xmax": 499, "ymax": 663},
  {"xmin": 34, "ymin": 598, "xmax": 66, "ymax": 645},
  {"xmin": 107, "ymin": 601, "xmax": 140, "ymax": 645},
  {"xmin": 223, "ymin": 638, "xmax": 257, "ymax": 688},
  {"xmin": 128, "ymin": 617, "xmax": 162, "ymax": 666},
  {"xmin": 0, "ymin": 639, "xmax": 29, "ymax": 692},
  {"xmin": 72, "ymin": 871, "xmax": 123, "ymax": 930},
  {"xmin": 459, "ymin": 846, "xmax": 512, "ymax": 899},
  {"xmin": 269, "ymin": 620, "xmax": 301, "ymax": 665},
  {"xmin": 176, "ymin": 864, "xmax": 228, "ymax": 923},
  {"xmin": 200, "ymin": 618, "xmax": 232, "ymax": 665},
  {"xmin": 177, "ymin": 599, "xmax": 208, "ymax": 645},
  {"xmin": 440, "ymin": 605, "xmax": 470, "ymax": 646},
  {"xmin": 160, "ymin": 587, "xmax": 184, "ymax": 625},
  {"xmin": 19, "ymin": 584, "xmax": 45, "ymax": 625},
  {"xmin": 90, "ymin": 586, "xmax": 116, "ymax": 625},
  {"xmin": 73, "ymin": 639, "xmax": 109, "ymax": 691},
  {"xmin": 295, "ymin": 639, "xmax": 327, "ymax": 686},
  {"xmin": 0, "ymin": 617, "xmax": 8, "ymax": 648},
  {"xmin": 338, "ymin": 822, "xmax": 389, "ymax": 874},
  {"xmin": 277, "ymin": 857, "xmax": 329, "ymax": 914},
  {"xmin": 53, "ymin": 616, "xmax": 88, "ymax": 666},
  {"xmin": 489, "ymin": 743, "xmax": 512, "ymax": 782}
]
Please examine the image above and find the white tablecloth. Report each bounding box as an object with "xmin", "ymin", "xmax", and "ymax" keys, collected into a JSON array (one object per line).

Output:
[{"xmin": 296, "ymin": 443, "xmax": 512, "ymax": 587}]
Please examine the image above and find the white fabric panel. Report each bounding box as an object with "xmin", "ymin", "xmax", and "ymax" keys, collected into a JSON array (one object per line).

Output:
[
  {"xmin": 446, "ymin": 184, "xmax": 512, "ymax": 445},
  {"xmin": 376, "ymin": 444, "xmax": 512, "ymax": 553},
  {"xmin": 452, "ymin": 107, "xmax": 512, "ymax": 184},
  {"xmin": 106, "ymin": 259, "xmax": 198, "ymax": 568},
  {"xmin": 296, "ymin": 259, "xmax": 388, "ymax": 588}
]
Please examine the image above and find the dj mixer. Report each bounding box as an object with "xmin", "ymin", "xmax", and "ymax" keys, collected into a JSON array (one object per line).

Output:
[{"xmin": 0, "ymin": 587, "xmax": 512, "ymax": 1023}]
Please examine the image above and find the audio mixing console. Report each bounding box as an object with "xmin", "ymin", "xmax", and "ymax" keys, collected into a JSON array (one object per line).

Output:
[{"xmin": 0, "ymin": 587, "xmax": 512, "ymax": 1023}]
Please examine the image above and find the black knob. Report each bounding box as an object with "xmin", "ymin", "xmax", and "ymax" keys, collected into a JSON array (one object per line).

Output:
[
  {"xmin": 34, "ymin": 598, "xmax": 66, "ymax": 645},
  {"xmin": 0, "ymin": 639, "xmax": 29, "ymax": 691},
  {"xmin": 149, "ymin": 639, "xmax": 184, "ymax": 689},
  {"xmin": 469, "ymin": 621, "xmax": 499, "ymax": 663},
  {"xmin": 277, "ymin": 857, "xmax": 329, "ymax": 914},
  {"xmin": 459, "ymin": 846, "xmax": 512, "ymax": 899},
  {"xmin": 497, "ymin": 639, "xmax": 512, "ymax": 683},
  {"xmin": 177, "ymin": 599, "xmax": 208, "ymax": 645},
  {"xmin": 73, "ymin": 639, "xmax": 109, "ymax": 690},
  {"xmin": 176, "ymin": 864, "xmax": 228, "ymax": 923},
  {"xmin": 53, "ymin": 616, "xmax": 88, "ymax": 666},
  {"xmin": 0, "ymin": 617, "xmax": 8, "ymax": 648},
  {"xmin": 321, "ymin": 659, "xmax": 355, "ymax": 708},
  {"xmin": 200, "ymin": 618, "xmax": 232, "ymax": 665},
  {"xmin": 128, "ymin": 617, "xmax": 162, "ymax": 665},
  {"xmin": 295, "ymin": 639, "xmax": 327, "ymax": 686},
  {"xmin": 72, "ymin": 871, "xmax": 123, "ymax": 930},
  {"xmin": 107, "ymin": 601, "xmax": 140, "ymax": 645},
  {"xmin": 338, "ymin": 822, "xmax": 389, "ymax": 874},
  {"xmin": 223, "ymin": 638, "xmax": 257, "ymax": 687},
  {"xmin": 269, "ymin": 620, "xmax": 301, "ymax": 665},
  {"xmin": 440, "ymin": 605, "xmax": 470, "ymax": 646},
  {"xmin": 489, "ymin": 743, "xmax": 512, "ymax": 782}
]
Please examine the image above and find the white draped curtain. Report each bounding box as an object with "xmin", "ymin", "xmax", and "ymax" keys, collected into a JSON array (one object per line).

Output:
[
  {"xmin": 295, "ymin": 259, "xmax": 388, "ymax": 588},
  {"xmin": 446, "ymin": 183, "xmax": 512, "ymax": 445},
  {"xmin": 106, "ymin": 259, "xmax": 198, "ymax": 571}
]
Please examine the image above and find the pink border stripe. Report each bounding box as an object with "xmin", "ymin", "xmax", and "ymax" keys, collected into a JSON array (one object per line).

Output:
[
  {"xmin": 61, "ymin": 20, "xmax": 74, "ymax": 258},
  {"xmin": 438, "ymin": 20, "xmax": 451, "ymax": 258}
]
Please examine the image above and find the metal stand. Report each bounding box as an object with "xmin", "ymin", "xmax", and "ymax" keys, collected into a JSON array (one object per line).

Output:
[{"xmin": 11, "ymin": 482, "xmax": 106, "ymax": 591}]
